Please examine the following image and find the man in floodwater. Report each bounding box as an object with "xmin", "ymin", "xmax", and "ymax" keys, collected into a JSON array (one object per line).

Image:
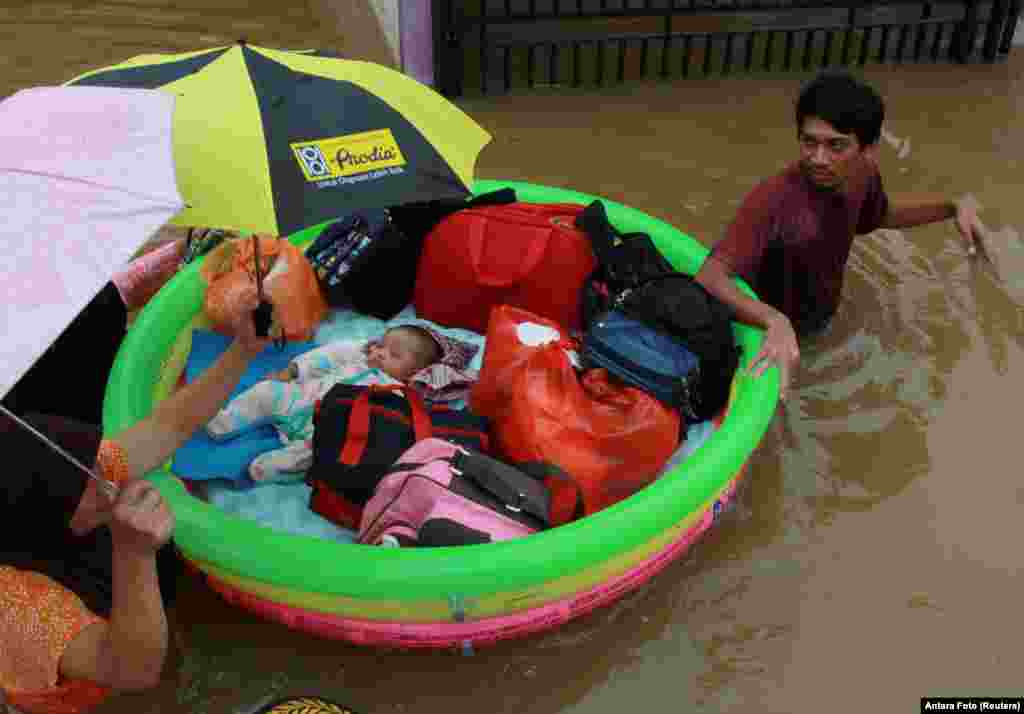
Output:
[{"xmin": 695, "ymin": 71, "xmax": 986, "ymax": 401}]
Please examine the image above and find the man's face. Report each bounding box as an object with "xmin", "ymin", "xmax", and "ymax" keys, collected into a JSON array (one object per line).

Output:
[{"xmin": 797, "ymin": 117, "xmax": 866, "ymax": 190}]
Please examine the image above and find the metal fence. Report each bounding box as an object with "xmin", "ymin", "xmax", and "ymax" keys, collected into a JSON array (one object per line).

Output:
[{"xmin": 432, "ymin": 1, "xmax": 1021, "ymax": 96}]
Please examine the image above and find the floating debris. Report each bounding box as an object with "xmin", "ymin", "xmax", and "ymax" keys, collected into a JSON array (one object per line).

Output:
[
  {"xmin": 907, "ymin": 592, "xmax": 941, "ymax": 610},
  {"xmin": 881, "ymin": 126, "xmax": 912, "ymax": 160}
]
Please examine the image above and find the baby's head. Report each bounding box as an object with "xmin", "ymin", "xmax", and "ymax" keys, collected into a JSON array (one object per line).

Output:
[{"xmin": 366, "ymin": 325, "xmax": 442, "ymax": 382}]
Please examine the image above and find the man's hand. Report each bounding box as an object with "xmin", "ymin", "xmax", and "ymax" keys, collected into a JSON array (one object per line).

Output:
[
  {"xmin": 748, "ymin": 313, "xmax": 800, "ymax": 402},
  {"xmin": 107, "ymin": 479, "xmax": 175, "ymax": 557},
  {"xmin": 954, "ymin": 195, "xmax": 986, "ymax": 257}
]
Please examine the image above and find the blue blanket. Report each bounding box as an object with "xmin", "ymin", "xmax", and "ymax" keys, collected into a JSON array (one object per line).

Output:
[{"xmin": 171, "ymin": 330, "xmax": 317, "ymax": 484}]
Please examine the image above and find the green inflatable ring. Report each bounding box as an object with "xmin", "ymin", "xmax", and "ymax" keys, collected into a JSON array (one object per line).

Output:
[{"xmin": 103, "ymin": 180, "xmax": 778, "ymax": 645}]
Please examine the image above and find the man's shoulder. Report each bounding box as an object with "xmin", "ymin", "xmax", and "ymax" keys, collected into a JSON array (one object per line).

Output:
[
  {"xmin": 848, "ymin": 158, "xmax": 885, "ymax": 197},
  {"xmin": 752, "ymin": 162, "xmax": 803, "ymax": 191},
  {"xmin": 738, "ymin": 164, "xmax": 803, "ymax": 213}
]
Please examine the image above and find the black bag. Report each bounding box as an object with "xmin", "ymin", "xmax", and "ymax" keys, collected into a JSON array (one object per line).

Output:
[
  {"xmin": 576, "ymin": 200, "xmax": 740, "ymax": 422},
  {"xmin": 307, "ymin": 383, "xmax": 491, "ymax": 530},
  {"xmin": 305, "ymin": 208, "xmax": 415, "ymax": 319}
]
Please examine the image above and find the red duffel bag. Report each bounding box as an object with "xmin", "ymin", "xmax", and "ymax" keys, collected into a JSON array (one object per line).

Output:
[{"xmin": 412, "ymin": 202, "xmax": 596, "ymax": 334}]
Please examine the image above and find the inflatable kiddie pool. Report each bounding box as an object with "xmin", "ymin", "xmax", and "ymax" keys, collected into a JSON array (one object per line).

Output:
[{"xmin": 104, "ymin": 180, "xmax": 778, "ymax": 649}]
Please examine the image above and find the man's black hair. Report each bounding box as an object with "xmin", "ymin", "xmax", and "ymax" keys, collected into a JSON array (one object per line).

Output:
[{"xmin": 796, "ymin": 71, "xmax": 885, "ymax": 147}]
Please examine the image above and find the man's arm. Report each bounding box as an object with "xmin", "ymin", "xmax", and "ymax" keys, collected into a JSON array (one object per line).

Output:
[
  {"xmin": 879, "ymin": 193, "xmax": 956, "ymax": 229},
  {"xmin": 695, "ymin": 255, "xmax": 786, "ymax": 332},
  {"xmin": 695, "ymin": 256, "xmax": 800, "ymax": 401},
  {"xmin": 694, "ymin": 178, "xmax": 800, "ymax": 401},
  {"xmin": 879, "ymin": 192, "xmax": 982, "ymax": 256}
]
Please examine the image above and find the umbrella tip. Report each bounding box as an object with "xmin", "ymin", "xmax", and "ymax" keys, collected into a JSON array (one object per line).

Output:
[{"xmin": 238, "ymin": 38, "xmax": 247, "ymax": 46}]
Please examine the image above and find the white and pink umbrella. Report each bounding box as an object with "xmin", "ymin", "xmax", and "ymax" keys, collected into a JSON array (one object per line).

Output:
[{"xmin": 0, "ymin": 85, "xmax": 186, "ymax": 495}]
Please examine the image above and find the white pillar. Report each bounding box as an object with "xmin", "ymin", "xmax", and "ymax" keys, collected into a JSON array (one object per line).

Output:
[{"xmin": 367, "ymin": 0, "xmax": 402, "ymax": 68}]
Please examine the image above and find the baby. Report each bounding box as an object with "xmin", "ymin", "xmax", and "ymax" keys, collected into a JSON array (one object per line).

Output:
[{"xmin": 206, "ymin": 324, "xmax": 474, "ymax": 482}]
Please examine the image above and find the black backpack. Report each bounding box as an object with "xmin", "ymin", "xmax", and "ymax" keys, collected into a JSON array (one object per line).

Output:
[{"xmin": 576, "ymin": 201, "xmax": 740, "ymax": 422}]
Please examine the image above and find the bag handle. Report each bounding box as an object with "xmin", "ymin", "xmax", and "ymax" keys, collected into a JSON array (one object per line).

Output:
[
  {"xmin": 575, "ymin": 200, "xmax": 618, "ymax": 266},
  {"xmin": 453, "ymin": 450, "xmax": 552, "ymax": 528},
  {"xmin": 516, "ymin": 461, "xmax": 586, "ymax": 523},
  {"xmin": 466, "ymin": 211, "xmax": 553, "ymax": 287},
  {"xmin": 338, "ymin": 385, "xmax": 434, "ymax": 466}
]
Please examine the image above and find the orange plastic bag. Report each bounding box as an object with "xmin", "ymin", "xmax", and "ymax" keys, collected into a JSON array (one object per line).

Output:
[
  {"xmin": 471, "ymin": 305, "xmax": 681, "ymax": 526},
  {"xmin": 200, "ymin": 234, "xmax": 328, "ymax": 342},
  {"xmin": 470, "ymin": 305, "xmax": 560, "ymax": 417}
]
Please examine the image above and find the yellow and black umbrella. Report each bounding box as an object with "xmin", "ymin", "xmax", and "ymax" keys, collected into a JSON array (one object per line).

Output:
[{"xmin": 65, "ymin": 43, "xmax": 492, "ymax": 236}]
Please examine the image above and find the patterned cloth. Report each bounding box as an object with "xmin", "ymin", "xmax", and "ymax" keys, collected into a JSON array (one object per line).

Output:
[
  {"xmin": 0, "ymin": 439, "xmax": 129, "ymax": 714},
  {"xmin": 109, "ymin": 239, "xmax": 184, "ymax": 312}
]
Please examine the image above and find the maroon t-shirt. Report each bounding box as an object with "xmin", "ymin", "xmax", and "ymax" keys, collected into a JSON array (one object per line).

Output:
[{"xmin": 711, "ymin": 161, "xmax": 889, "ymax": 335}]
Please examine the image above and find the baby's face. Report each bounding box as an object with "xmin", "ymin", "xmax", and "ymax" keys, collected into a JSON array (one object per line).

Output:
[{"xmin": 367, "ymin": 330, "xmax": 431, "ymax": 381}]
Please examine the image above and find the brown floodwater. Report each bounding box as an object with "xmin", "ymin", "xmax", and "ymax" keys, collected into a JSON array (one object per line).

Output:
[{"xmin": 3, "ymin": 3, "xmax": 1023, "ymax": 713}]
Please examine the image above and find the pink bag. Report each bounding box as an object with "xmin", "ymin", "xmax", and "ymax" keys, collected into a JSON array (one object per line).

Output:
[{"xmin": 358, "ymin": 438, "xmax": 564, "ymax": 547}]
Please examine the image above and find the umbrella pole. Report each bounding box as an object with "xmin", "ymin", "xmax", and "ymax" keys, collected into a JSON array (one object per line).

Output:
[{"xmin": 0, "ymin": 404, "xmax": 119, "ymax": 499}]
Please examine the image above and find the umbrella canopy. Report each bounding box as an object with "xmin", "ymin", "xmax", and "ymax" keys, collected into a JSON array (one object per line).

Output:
[
  {"xmin": 65, "ymin": 43, "xmax": 493, "ymax": 236},
  {"xmin": 0, "ymin": 85, "xmax": 185, "ymax": 497},
  {"xmin": 0, "ymin": 85, "xmax": 185, "ymax": 399}
]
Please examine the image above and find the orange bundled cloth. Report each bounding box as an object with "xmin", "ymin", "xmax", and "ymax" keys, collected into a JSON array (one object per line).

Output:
[{"xmin": 201, "ymin": 234, "xmax": 328, "ymax": 342}]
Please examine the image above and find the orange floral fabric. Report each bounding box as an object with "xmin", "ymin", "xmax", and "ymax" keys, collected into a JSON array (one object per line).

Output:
[
  {"xmin": 0, "ymin": 568, "xmax": 109, "ymax": 714},
  {"xmin": 93, "ymin": 439, "xmax": 130, "ymax": 487}
]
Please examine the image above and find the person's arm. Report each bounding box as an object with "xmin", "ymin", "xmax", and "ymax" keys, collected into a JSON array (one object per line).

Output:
[
  {"xmin": 695, "ymin": 256, "xmax": 799, "ymax": 401},
  {"xmin": 68, "ymin": 286, "xmax": 269, "ymax": 535},
  {"xmin": 870, "ymin": 172, "xmax": 981, "ymax": 255},
  {"xmin": 879, "ymin": 193, "xmax": 956, "ymax": 229},
  {"xmin": 112, "ymin": 338, "xmax": 264, "ymax": 479},
  {"xmin": 694, "ymin": 182, "xmax": 800, "ymax": 400},
  {"xmin": 695, "ymin": 255, "xmax": 787, "ymax": 333},
  {"xmin": 106, "ymin": 283, "xmax": 270, "ymax": 480},
  {"xmin": 58, "ymin": 479, "xmax": 174, "ymax": 690}
]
